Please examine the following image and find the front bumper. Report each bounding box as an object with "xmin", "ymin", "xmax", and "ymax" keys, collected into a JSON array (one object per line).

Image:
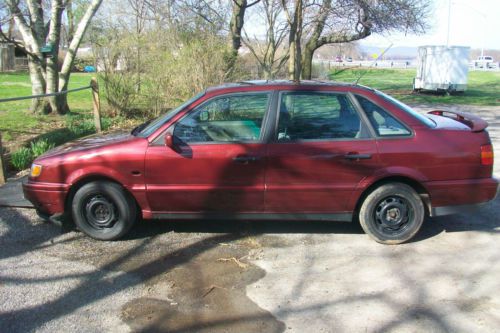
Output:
[{"xmin": 22, "ymin": 180, "xmax": 69, "ymax": 215}]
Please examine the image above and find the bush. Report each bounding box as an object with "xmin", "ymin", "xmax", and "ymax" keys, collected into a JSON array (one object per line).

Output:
[
  {"xmin": 9, "ymin": 114, "xmax": 118, "ymax": 171},
  {"xmin": 94, "ymin": 29, "xmax": 234, "ymax": 119},
  {"xmin": 30, "ymin": 139, "xmax": 55, "ymax": 158},
  {"xmin": 65, "ymin": 114, "xmax": 113, "ymax": 136},
  {"xmin": 11, "ymin": 147, "xmax": 33, "ymax": 171}
]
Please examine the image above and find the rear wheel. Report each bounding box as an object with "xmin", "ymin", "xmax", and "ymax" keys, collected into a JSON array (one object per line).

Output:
[
  {"xmin": 359, "ymin": 183, "xmax": 424, "ymax": 244},
  {"xmin": 71, "ymin": 181, "xmax": 137, "ymax": 240}
]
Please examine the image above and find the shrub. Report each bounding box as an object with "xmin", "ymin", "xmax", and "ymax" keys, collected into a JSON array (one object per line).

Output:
[
  {"xmin": 30, "ymin": 139, "xmax": 55, "ymax": 158},
  {"xmin": 11, "ymin": 147, "xmax": 33, "ymax": 171},
  {"xmin": 65, "ymin": 114, "xmax": 114, "ymax": 136},
  {"xmin": 66, "ymin": 115, "xmax": 96, "ymax": 136}
]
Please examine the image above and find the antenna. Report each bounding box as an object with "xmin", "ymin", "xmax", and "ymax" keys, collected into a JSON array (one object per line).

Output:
[{"xmin": 353, "ymin": 43, "xmax": 394, "ymax": 85}]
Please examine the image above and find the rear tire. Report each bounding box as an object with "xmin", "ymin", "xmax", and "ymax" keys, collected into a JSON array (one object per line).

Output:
[
  {"xmin": 359, "ymin": 183, "xmax": 424, "ymax": 245},
  {"xmin": 71, "ymin": 181, "xmax": 137, "ymax": 240}
]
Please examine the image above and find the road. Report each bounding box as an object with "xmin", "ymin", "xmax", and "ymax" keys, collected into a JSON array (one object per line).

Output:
[{"xmin": 0, "ymin": 104, "xmax": 499, "ymax": 332}]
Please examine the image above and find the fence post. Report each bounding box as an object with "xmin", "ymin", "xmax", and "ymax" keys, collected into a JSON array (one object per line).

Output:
[
  {"xmin": 90, "ymin": 77, "xmax": 102, "ymax": 133},
  {"xmin": 0, "ymin": 132, "xmax": 6, "ymax": 185}
]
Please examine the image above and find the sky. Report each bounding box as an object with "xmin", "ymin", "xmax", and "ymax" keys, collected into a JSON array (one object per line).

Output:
[{"xmin": 361, "ymin": 0, "xmax": 500, "ymax": 50}]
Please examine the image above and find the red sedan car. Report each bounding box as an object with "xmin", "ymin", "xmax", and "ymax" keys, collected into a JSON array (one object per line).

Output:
[{"xmin": 23, "ymin": 81, "xmax": 498, "ymax": 244}]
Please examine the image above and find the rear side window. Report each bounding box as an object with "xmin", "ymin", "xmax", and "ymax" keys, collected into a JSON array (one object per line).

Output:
[
  {"xmin": 356, "ymin": 96, "xmax": 411, "ymax": 137},
  {"xmin": 277, "ymin": 92, "xmax": 367, "ymax": 141}
]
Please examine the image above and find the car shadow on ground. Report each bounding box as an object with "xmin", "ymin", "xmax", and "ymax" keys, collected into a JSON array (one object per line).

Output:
[
  {"xmin": 125, "ymin": 194, "xmax": 500, "ymax": 244},
  {"xmin": 124, "ymin": 218, "xmax": 365, "ymax": 241}
]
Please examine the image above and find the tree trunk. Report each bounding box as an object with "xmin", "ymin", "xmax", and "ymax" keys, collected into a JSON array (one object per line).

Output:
[
  {"xmin": 301, "ymin": 46, "xmax": 314, "ymax": 80},
  {"xmin": 46, "ymin": 0, "xmax": 64, "ymax": 113},
  {"xmin": 59, "ymin": 0, "xmax": 103, "ymax": 113},
  {"xmin": 27, "ymin": 54, "xmax": 50, "ymax": 113},
  {"xmin": 286, "ymin": 0, "xmax": 302, "ymax": 81},
  {"xmin": 227, "ymin": 0, "xmax": 248, "ymax": 78}
]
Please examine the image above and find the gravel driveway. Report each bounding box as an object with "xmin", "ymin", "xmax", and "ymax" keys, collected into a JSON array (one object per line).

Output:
[{"xmin": 1, "ymin": 104, "xmax": 499, "ymax": 333}]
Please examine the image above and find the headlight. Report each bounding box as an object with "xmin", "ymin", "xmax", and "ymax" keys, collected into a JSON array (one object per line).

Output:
[{"xmin": 30, "ymin": 164, "xmax": 43, "ymax": 178}]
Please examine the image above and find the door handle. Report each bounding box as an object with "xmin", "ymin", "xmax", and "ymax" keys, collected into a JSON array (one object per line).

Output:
[
  {"xmin": 232, "ymin": 155, "xmax": 260, "ymax": 163},
  {"xmin": 344, "ymin": 153, "xmax": 372, "ymax": 160}
]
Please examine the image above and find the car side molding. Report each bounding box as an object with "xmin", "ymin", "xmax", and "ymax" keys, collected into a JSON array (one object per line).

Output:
[{"xmin": 151, "ymin": 212, "xmax": 353, "ymax": 222}]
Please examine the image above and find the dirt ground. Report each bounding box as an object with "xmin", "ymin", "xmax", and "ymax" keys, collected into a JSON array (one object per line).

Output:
[{"xmin": 0, "ymin": 104, "xmax": 499, "ymax": 332}]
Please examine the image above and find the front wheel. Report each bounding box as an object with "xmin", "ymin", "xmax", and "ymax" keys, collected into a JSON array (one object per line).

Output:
[
  {"xmin": 71, "ymin": 181, "xmax": 137, "ymax": 240},
  {"xmin": 359, "ymin": 183, "xmax": 424, "ymax": 245}
]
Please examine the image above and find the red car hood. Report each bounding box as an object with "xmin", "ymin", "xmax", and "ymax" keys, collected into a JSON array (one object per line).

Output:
[{"xmin": 39, "ymin": 131, "xmax": 136, "ymax": 159}]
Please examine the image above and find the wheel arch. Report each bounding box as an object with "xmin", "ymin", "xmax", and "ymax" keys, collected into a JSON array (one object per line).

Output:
[
  {"xmin": 353, "ymin": 176, "xmax": 431, "ymax": 219},
  {"xmin": 64, "ymin": 174, "xmax": 141, "ymax": 218}
]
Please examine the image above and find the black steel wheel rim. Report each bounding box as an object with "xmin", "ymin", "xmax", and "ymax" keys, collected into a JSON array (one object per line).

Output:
[
  {"xmin": 373, "ymin": 195, "xmax": 413, "ymax": 236},
  {"xmin": 83, "ymin": 194, "xmax": 118, "ymax": 230}
]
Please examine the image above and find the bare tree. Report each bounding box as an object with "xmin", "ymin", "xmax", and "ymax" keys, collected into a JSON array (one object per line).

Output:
[
  {"xmin": 227, "ymin": 0, "xmax": 260, "ymax": 76},
  {"xmin": 280, "ymin": 0, "xmax": 303, "ymax": 81},
  {"xmin": 242, "ymin": 0, "xmax": 288, "ymax": 79},
  {"xmin": 278, "ymin": 0, "xmax": 431, "ymax": 80},
  {"xmin": 4, "ymin": 0, "xmax": 103, "ymax": 114}
]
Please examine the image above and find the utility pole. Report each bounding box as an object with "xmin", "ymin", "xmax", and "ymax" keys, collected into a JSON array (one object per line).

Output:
[{"xmin": 446, "ymin": 0, "xmax": 451, "ymax": 47}]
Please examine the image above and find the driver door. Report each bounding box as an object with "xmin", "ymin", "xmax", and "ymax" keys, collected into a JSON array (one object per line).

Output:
[{"xmin": 144, "ymin": 92, "xmax": 271, "ymax": 215}]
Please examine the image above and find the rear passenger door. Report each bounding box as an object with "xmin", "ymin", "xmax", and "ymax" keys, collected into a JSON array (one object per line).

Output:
[{"xmin": 265, "ymin": 91, "xmax": 381, "ymax": 214}]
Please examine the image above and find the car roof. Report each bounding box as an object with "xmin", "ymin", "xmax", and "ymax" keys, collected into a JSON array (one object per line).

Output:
[{"xmin": 206, "ymin": 80, "xmax": 374, "ymax": 93}]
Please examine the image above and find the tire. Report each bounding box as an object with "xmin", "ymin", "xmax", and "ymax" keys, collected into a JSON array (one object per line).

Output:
[
  {"xmin": 359, "ymin": 183, "xmax": 424, "ymax": 245},
  {"xmin": 71, "ymin": 181, "xmax": 137, "ymax": 240}
]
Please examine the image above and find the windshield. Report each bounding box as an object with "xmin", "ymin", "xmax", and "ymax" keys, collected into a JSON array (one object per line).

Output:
[
  {"xmin": 136, "ymin": 91, "xmax": 205, "ymax": 137},
  {"xmin": 374, "ymin": 90, "xmax": 436, "ymax": 128}
]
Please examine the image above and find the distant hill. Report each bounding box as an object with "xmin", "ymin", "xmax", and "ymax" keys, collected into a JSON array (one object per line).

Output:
[{"xmin": 359, "ymin": 45, "xmax": 418, "ymax": 60}]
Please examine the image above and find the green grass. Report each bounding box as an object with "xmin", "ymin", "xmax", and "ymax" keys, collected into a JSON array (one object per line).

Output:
[
  {"xmin": 329, "ymin": 68, "xmax": 500, "ymax": 106},
  {"xmin": 0, "ymin": 72, "xmax": 97, "ymax": 137},
  {"xmin": 0, "ymin": 72, "xmax": 142, "ymax": 172}
]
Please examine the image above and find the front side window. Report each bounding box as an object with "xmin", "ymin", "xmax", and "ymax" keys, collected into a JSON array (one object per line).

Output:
[
  {"xmin": 173, "ymin": 93, "xmax": 269, "ymax": 143},
  {"xmin": 356, "ymin": 96, "xmax": 411, "ymax": 137},
  {"xmin": 277, "ymin": 92, "xmax": 365, "ymax": 141}
]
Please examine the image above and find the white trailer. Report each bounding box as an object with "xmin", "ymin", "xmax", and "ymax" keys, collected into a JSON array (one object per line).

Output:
[{"xmin": 413, "ymin": 45, "xmax": 470, "ymax": 93}]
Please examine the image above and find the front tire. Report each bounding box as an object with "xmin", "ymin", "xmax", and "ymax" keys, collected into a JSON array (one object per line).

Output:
[
  {"xmin": 71, "ymin": 181, "xmax": 137, "ymax": 240},
  {"xmin": 359, "ymin": 183, "xmax": 424, "ymax": 245}
]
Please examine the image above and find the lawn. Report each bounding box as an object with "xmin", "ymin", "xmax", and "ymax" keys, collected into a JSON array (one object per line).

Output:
[
  {"xmin": 0, "ymin": 72, "xmax": 97, "ymax": 140},
  {"xmin": 329, "ymin": 68, "xmax": 500, "ymax": 106},
  {"xmin": 0, "ymin": 72, "xmax": 142, "ymax": 173}
]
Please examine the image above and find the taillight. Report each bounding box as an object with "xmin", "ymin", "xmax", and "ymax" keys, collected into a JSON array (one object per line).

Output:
[{"xmin": 481, "ymin": 145, "xmax": 494, "ymax": 165}]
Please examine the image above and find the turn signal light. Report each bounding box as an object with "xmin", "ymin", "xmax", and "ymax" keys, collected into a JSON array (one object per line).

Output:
[
  {"xmin": 480, "ymin": 145, "xmax": 494, "ymax": 166},
  {"xmin": 30, "ymin": 164, "xmax": 43, "ymax": 178}
]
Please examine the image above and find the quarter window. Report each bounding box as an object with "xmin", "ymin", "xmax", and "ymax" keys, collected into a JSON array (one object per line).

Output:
[
  {"xmin": 277, "ymin": 92, "xmax": 365, "ymax": 141},
  {"xmin": 173, "ymin": 93, "xmax": 269, "ymax": 143},
  {"xmin": 356, "ymin": 96, "xmax": 411, "ymax": 136}
]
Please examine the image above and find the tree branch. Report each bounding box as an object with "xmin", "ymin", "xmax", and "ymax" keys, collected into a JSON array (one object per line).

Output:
[
  {"xmin": 59, "ymin": 0, "xmax": 103, "ymax": 90},
  {"xmin": 317, "ymin": 27, "xmax": 371, "ymax": 48}
]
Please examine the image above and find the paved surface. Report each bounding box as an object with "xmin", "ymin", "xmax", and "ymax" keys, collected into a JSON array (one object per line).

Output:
[
  {"xmin": 0, "ymin": 176, "xmax": 31, "ymax": 208},
  {"xmin": 0, "ymin": 104, "xmax": 499, "ymax": 332}
]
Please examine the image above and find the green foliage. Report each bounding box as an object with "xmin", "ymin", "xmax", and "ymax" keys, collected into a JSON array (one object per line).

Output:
[
  {"xmin": 95, "ymin": 29, "xmax": 231, "ymax": 118},
  {"xmin": 9, "ymin": 114, "xmax": 116, "ymax": 171},
  {"xmin": 66, "ymin": 114, "xmax": 113, "ymax": 136},
  {"xmin": 11, "ymin": 147, "xmax": 33, "ymax": 171},
  {"xmin": 66, "ymin": 114, "xmax": 97, "ymax": 136},
  {"xmin": 100, "ymin": 72, "xmax": 137, "ymax": 116},
  {"xmin": 30, "ymin": 139, "xmax": 55, "ymax": 158}
]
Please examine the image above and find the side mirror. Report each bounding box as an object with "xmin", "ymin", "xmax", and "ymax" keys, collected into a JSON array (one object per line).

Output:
[{"xmin": 165, "ymin": 133, "xmax": 176, "ymax": 150}]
